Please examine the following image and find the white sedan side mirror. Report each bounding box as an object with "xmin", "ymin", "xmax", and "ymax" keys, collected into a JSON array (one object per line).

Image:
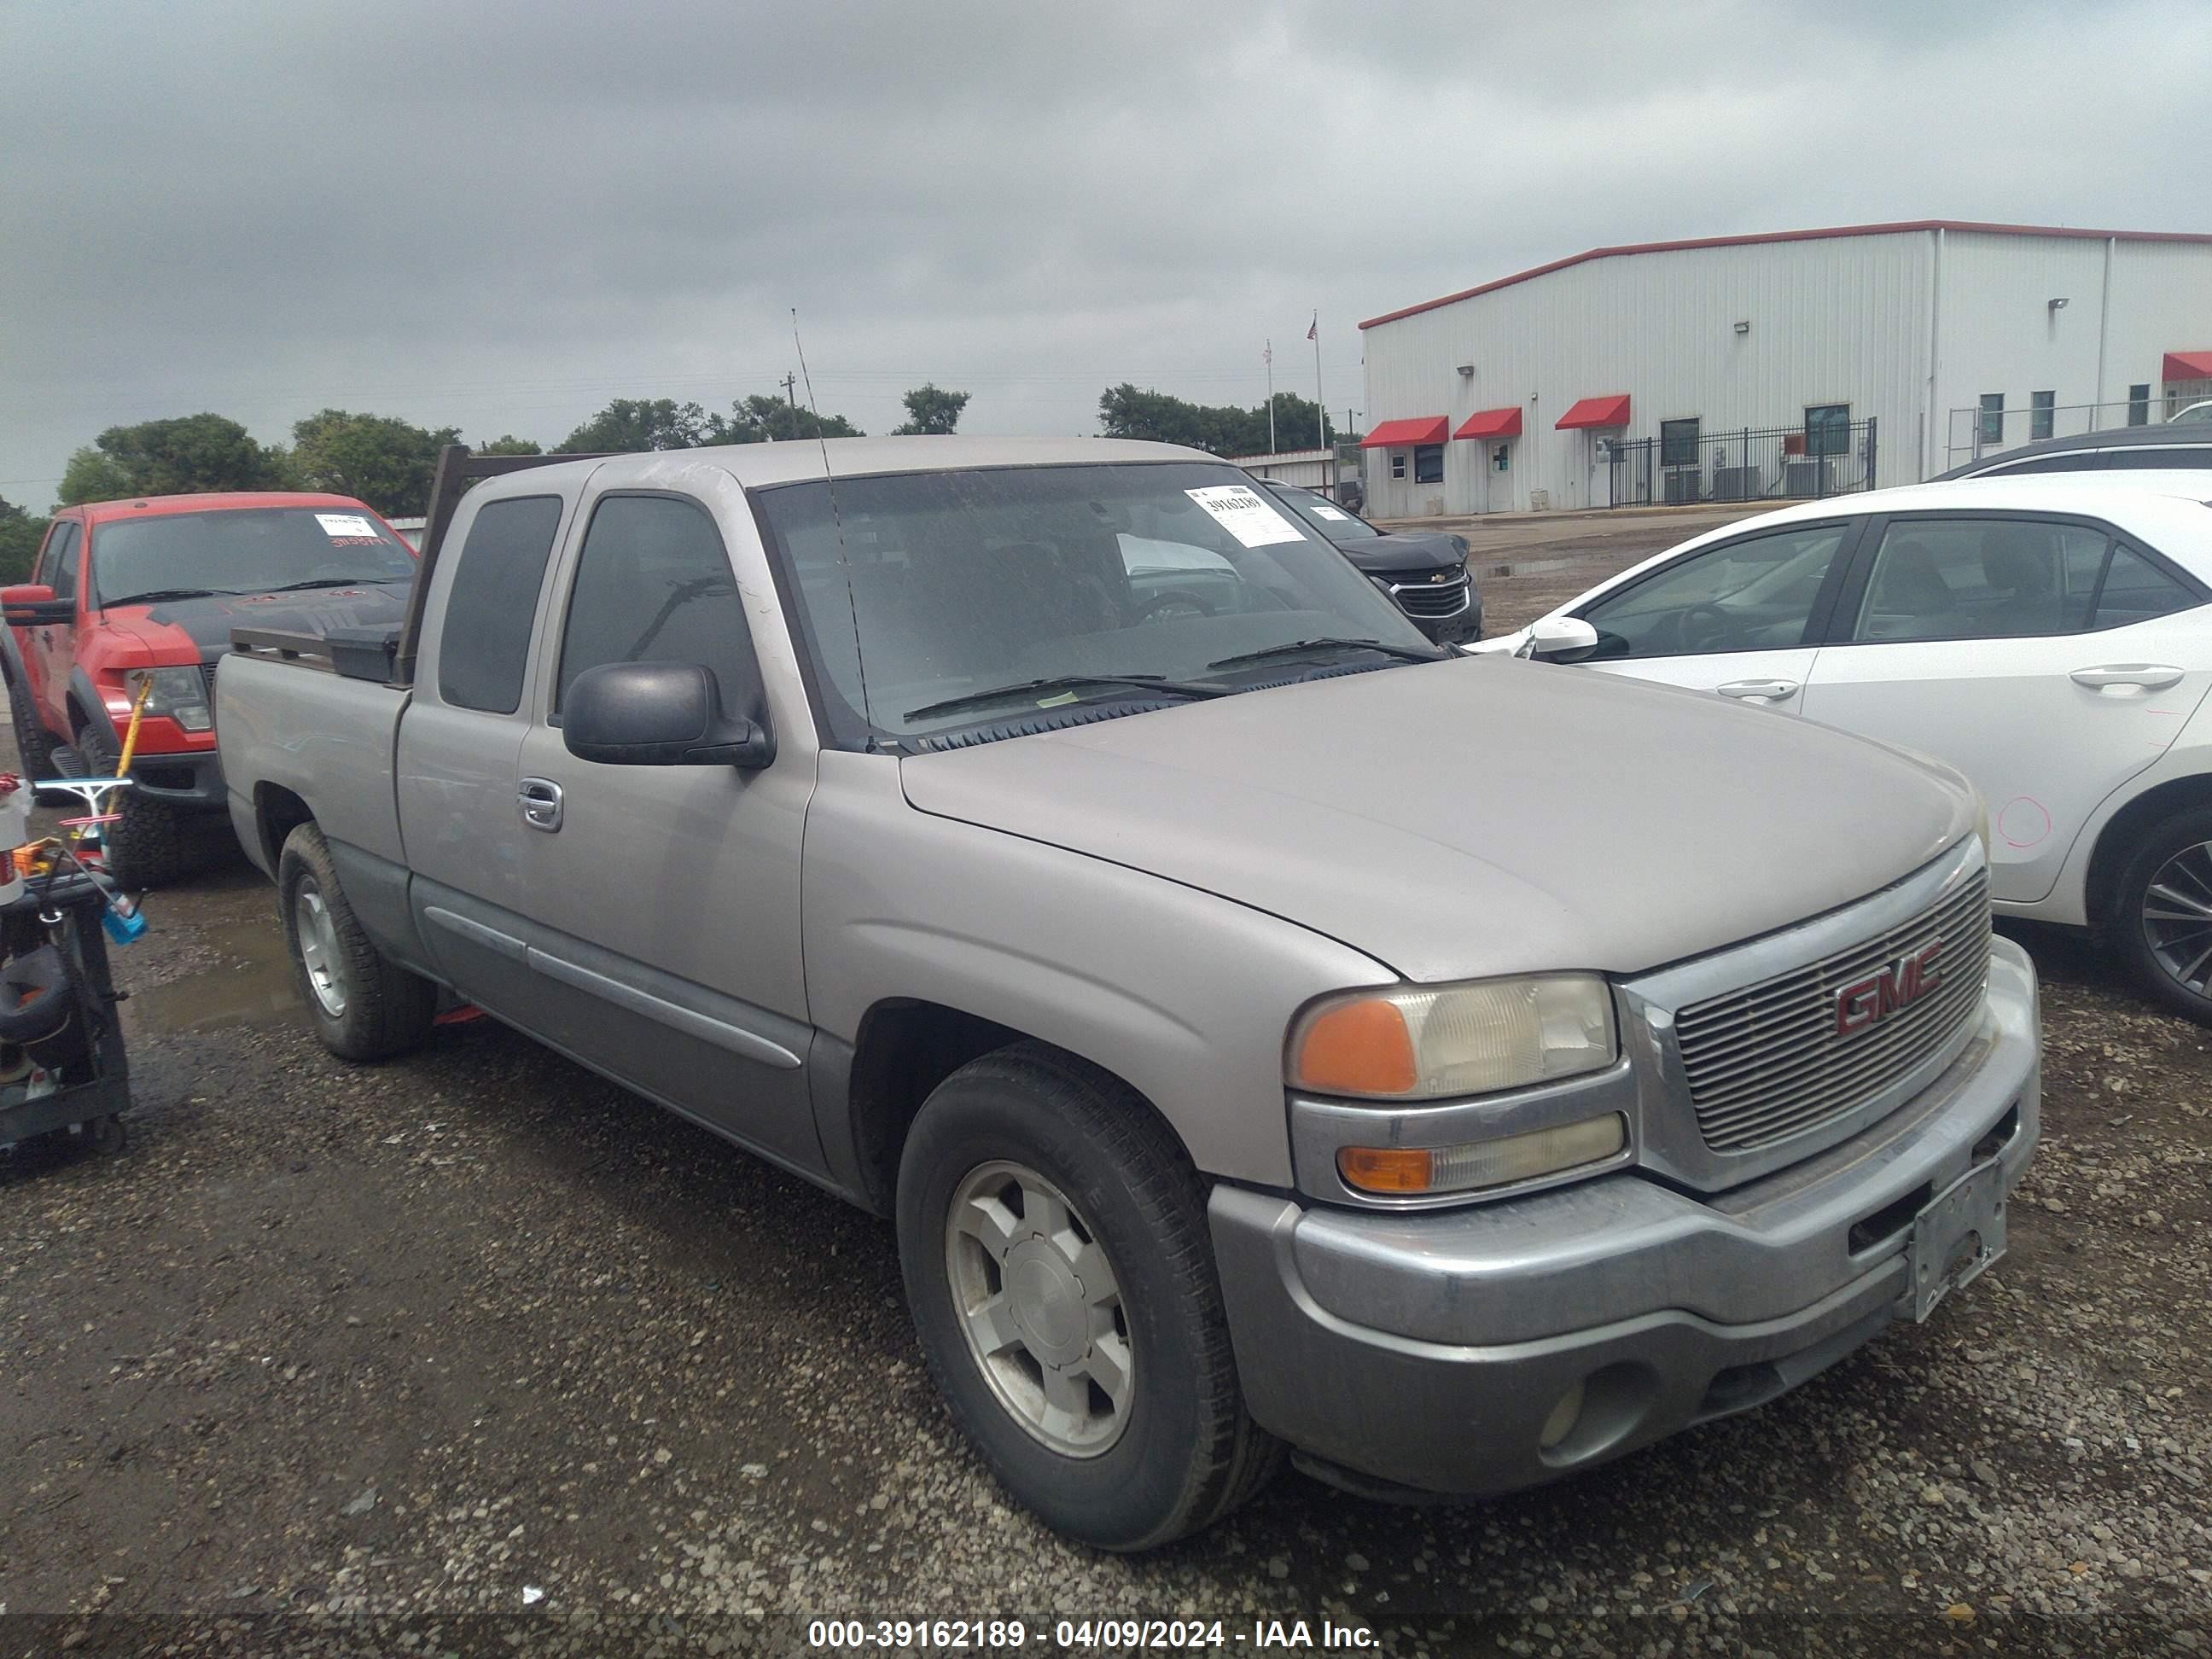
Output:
[{"xmin": 1522, "ymin": 615, "xmax": 1600, "ymax": 663}]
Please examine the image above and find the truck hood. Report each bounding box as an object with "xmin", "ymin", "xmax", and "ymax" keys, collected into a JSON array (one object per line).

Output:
[
  {"xmin": 898, "ymin": 656, "xmax": 1976, "ymax": 983},
  {"xmin": 98, "ymin": 582, "xmax": 413, "ymax": 661}
]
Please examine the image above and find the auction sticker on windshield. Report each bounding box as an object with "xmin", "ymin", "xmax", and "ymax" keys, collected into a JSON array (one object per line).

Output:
[
  {"xmin": 1310, "ymin": 503, "xmax": 1351, "ymax": 521},
  {"xmin": 1185, "ymin": 485, "xmax": 1304, "ymax": 549},
  {"xmin": 314, "ymin": 513, "xmax": 380, "ymax": 539}
]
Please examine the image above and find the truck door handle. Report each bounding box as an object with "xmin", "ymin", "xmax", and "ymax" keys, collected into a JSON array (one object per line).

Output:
[
  {"xmin": 2070, "ymin": 664, "xmax": 2183, "ymax": 693},
  {"xmin": 518, "ymin": 777, "xmax": 564, "ymax": 832},
  {"xmin": 1716, "ymin": 678, "xmax": 1801, "ymax": 701}
]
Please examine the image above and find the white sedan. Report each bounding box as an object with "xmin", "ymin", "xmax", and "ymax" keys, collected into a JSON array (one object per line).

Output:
[{"xmin": 1475, "ymin": 475, "xmax": 2212, "ymax": 1021}]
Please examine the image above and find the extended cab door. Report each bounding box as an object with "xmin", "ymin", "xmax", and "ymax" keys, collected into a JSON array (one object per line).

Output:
[
  {"xmin": 1800, "ymin": 510, "xmax": 2212, "ymax": 906},
  {"xmin": 397, "ymin": 486, "xmax": 582, "ymax": 992},
  {"xmin": 1567, "ymin": 518, "xmax": 1866, "ymax": 710},
  {"xmin": 501, "ymin": 469, "xmax": 823, "ymax": 1174}
]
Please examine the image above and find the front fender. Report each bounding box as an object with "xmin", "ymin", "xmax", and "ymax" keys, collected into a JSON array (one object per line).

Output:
[{"xmin": 800, "ymin": 753, "xmax": 1397, "ymax": 1188}]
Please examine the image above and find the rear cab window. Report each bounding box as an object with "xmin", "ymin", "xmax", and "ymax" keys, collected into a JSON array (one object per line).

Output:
[{"xmin": 437, "ymin": 495, "xmax": 566, "ymax": 713}]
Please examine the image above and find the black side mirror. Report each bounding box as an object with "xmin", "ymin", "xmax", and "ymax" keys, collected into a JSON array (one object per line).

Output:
[
  {"xmin": 2, "ymin": 584, "xmax": 73, "ymax": 627},
  {"xmin": 562, "ymin": 661, "xmax": 774, "ymax": 768}
]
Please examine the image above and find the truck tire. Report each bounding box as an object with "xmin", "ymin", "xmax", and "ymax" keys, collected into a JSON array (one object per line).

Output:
[
  {"xmin": 2108, "ymin": 804, "xmax": 2212, "ymax": 1025},
  {"xmin": 78, "ymin": 727, "xmax": 196, "ymax": 889},
  {"xmin": 277, "ymin": 822, "xmax": 438, "ymax": 1061},
  {"xmin": 8, "ymin": 676, "xmax": 55, "ymax": 778},
  {"xmin": 895, "ymin": 1041, "xmax": 1282, "ymax": 1549}
]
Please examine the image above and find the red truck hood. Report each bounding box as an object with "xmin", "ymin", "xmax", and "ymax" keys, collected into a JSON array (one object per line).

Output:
[{"xmin": 97, "ymin": 583, "xmax": 413, "ymax": 661}]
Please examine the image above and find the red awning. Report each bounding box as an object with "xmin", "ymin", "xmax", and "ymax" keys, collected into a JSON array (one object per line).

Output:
[
  {"xmin": 1359, "ymin": 416, "xmax": 1449, "ymax": 449},
  {"xmin": 2164, "ymin": 350, "xmax": 2212, "ymax": 382},
  {"xmin": 1555, "ymin": 394, "xmax": 1631, "ymax": 430},
  {"xmin": 1452, "ymin": 406, "xmax": 1523, "ymax": 440}
]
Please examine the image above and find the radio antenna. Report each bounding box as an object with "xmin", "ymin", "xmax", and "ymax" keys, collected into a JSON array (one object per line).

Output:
[{"xmin": 790, "ymin": 306, "xmax": 876, "ymax": 733}]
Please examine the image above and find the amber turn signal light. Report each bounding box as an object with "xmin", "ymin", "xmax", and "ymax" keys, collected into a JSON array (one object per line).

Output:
[{"xmin": 1289, "ymin": 998, "xmax": 1417, "ymax": 1097}]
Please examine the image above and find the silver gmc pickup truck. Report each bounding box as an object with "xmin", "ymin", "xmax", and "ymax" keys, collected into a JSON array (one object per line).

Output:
[{"xmin": 213, "ymin": 437, "xmax": 2040, "ymax": 1550}]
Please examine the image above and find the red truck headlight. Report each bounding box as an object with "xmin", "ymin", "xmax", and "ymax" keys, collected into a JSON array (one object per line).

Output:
[{"xmin": 125, "ymin": 666, "xmax": 212, "ymax": 732}]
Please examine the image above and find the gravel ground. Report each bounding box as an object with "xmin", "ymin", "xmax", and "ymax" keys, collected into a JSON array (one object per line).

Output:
[{"xmin": 3, "ymin": 537, "xmax": 2209, "ymax": 1656}]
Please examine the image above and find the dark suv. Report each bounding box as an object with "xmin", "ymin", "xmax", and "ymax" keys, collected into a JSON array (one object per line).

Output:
[{"xmin": 1260, "ymin": 480, "xmax": 1481, "ymax": 644}]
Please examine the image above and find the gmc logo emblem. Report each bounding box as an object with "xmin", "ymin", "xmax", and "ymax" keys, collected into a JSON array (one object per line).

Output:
[{"xmin": 1836, "ymin": 940, "xmax": 1944, "ymax": 1035}]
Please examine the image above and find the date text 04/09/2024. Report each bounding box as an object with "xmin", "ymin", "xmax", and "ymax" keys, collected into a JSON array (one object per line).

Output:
[{"xmin": 805, "ymin": 1620, "xmax": 1378, "ymax": 1650}]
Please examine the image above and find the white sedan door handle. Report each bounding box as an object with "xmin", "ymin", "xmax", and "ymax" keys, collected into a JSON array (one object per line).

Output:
[
  {"xmin": 2070, "ymin": 663, "xmax": 2184, "ymax": 693},
  {"xmin": 1716, "ymin": 678, "xmax": 1802, "ymax": 701}
]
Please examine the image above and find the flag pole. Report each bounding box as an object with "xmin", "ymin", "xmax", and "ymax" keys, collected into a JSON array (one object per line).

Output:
[
  {"xmin": 1310, "ymin": 312, "xmax": 1325, "ymax": 451},
  {"xmin": 1266, "ymin": 340, "xmax": 1276, "ymax": 454}
]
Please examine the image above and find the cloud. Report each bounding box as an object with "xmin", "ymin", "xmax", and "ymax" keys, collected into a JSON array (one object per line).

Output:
[{"xmin": 2, "ymin": 0, "xmax": 2206, "ymax": 503}]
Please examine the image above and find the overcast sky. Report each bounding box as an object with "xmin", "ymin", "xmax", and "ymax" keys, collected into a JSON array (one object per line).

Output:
[{"xmin": 3, "ymin": 0, "xmax": 2208, "ymax": 508}]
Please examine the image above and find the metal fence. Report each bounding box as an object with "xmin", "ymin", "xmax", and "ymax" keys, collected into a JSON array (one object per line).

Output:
[
  {"xmin": 1942, "ymin": 396, "xmax": 2185, "ymax": 472},
  {"xmin": 1605, "ymin": 418, "xmax": 1878, "ymax": 509}
]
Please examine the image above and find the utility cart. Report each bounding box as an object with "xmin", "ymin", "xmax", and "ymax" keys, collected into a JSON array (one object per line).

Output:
[{"xmin": 0, "ymin": 853, "xmax": 135, "ymax": 1160}]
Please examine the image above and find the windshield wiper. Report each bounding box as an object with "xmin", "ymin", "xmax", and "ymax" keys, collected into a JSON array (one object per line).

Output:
[
  {"xmin": 1206, "ymin": 637, "xmax": 1443, "ymax": 672},
  {"xmin": 99, "ymin": 587, "xmax": 222, "ymax": 607},
  {"xmin": 250, "ymin": 576, "xmax": 401, "ymax": 594},
  {"xmin": 905, "ymin": 673, "xmax": 1230, "ymax": 722}
]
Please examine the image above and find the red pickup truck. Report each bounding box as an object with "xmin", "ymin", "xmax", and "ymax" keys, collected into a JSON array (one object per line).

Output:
[{"xmin": 2, "ymin": 492, "xmax": 416, "ymax": 885}]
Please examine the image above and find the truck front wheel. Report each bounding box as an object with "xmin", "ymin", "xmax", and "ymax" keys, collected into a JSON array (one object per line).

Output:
[
  {"xmin": 78, "ymin": 726, "xmax": 196, "ymax": 888},
  {"xmin": 278, "ymin": 823, "xmax": 438, "ymax": 1061},
  {"xmin": 895, "ymin": 1042, "xmax": 1281, "ymax": 1549}
]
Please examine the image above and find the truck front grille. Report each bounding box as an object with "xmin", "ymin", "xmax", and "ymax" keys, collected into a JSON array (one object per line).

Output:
[
  {"xmin": 1674, "ymin": 868, "xmax": 1991, "ymax": 1152},
  {"xmin": 200, "ymin": 661, "xmax": 219, "ymax": 699},
  {"xmin": 1388, "ymin": 574, "xmax": 1471, "ymax": 618}
]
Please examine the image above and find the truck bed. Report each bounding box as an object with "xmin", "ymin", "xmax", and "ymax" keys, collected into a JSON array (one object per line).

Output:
[{"xmin": 215, "ymin": 643, "xmax": 410, "ymax": 877}]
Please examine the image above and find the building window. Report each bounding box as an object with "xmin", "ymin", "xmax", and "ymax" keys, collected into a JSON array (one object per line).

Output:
[
  {"xmin": 1660, "ymin": 418, "xmax": 1701, "ymax": 468},
  {"xmin": 2129, "ymin": 383, "xmax": 2151, "ymax": 426},
  {"xmin": 1413, "ymin": 444, "xmax": 1444, "ymax": 485},
  {"xmin": 2029, "ymin": 391, "xmax": 2055, "ymax": 441},
  {"xmin": 1977, "ymin": 393, "xmax": 2005, "ymax": 446},
  {"xmin": 1389, "ymin": 451, "xmax": 1407, "ymax": 480},
  {"xmin": 1806, "ymin": 404, "xmax": 1850, "ymax": 458},
  {"xmin": 1492, "ymin": 443, "xmax": 1511, "ymax": 473}
]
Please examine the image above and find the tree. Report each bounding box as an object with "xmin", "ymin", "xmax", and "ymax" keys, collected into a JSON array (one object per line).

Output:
[
  {"xmin": 710, "ymin": 394, "xmax": 864, "ymax": 444},
  {"xmin": 556, "ymin": 398, "xmax": 713, "ymax": 454},
  {"xmin": 289, "ymin": 409, "xmax": 463, "ymax": 517},
  {"xmin": 0, "ymin": 495, "xmax": 48, "ymax": 585},
  {"xmin": 475, "ymin": 434, "xmax": 542, "ymax": 456},
  {"xmin": 55, "ymin": 413, "xmax": 283, "ymax": 504},
  {"xmin": 892, "ymin": 383, "xmax": 970, "ymax": 436},
  {"xmin": 1096, "ymin": 385, "xmax": 1333, "ymax": 457}
]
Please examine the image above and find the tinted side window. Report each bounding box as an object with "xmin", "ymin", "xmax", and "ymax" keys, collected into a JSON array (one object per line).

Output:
[
  {"xmin": 1851, "ymin": 518, "xmax": 2109, "ymax": 642},
  {"xmin": 438, "ymin": 495, "xmax": 564, "ymax": 713},
  {"xmin": 1988, "ymin": 453, "xmax": 2098, "ymax": 476},
  {"xmin": 1578, "ymin": 525, "xmax": 1848, "ymax": 660},
  {"xmin": 2093, "ymin": 545, "xmax": 2197, "ymax": 630},
  {"xmin": 2106, "ymin": 447, "xmax": 2212, "ymax": 471},
  {"xmin": 39, "ymin": 522, "xmax": 80, "ymax": 599},
  {"xmin": 556, "ymin": 495, "xmax": 757, "ymax": 713}
]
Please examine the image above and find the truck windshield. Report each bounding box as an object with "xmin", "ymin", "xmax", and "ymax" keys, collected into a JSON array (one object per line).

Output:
[
  {"xmin": 90, "ymin": 508, "xmax": 416, "ymax": 607},
  {"xmin": 754, "ymin": 462, "xmax": 1437, "ymax": 743}
]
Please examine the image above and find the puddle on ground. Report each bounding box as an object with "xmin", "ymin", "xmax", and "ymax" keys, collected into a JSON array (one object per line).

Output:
[{"xmin": 123, "ymin": 920, "xmax": 306, "ymax": 1036}]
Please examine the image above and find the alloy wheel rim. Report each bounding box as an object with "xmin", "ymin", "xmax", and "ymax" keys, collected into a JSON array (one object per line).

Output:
[
  {"xmin": 2141, "ymin": 839, "xmax": 2212, "ymax": 996},
  {"xmin": 944, "ymin": 1160, "xmax": 1132, "ymax": 1458},
  {"xmin": 294, "ymin": 878, "xmax": 347, "ymax": 1018}
]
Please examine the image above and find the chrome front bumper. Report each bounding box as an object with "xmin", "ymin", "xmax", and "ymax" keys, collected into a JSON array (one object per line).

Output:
[{"xmin": 1210, "ymin": 936, "xmax": 2040, "ymax": 1499}]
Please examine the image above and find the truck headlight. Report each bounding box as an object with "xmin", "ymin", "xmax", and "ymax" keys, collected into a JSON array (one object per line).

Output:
[
  {"xmin": 1288, "ymin": 974, "xmax": 1617, "ymax": 1100},
  {"xmin": 125, "ymin": 666, "xmax": 212, "ymax": 732}
]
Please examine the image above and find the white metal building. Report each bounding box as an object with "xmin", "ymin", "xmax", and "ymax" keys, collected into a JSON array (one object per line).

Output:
[
  {"xmin": 1222, "ymin": 447, "xmax": 1336, "ymax": 490},
  {"xmin": 1355, "ymin": 220, "xmax": 2212, "ymax": 518}
]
